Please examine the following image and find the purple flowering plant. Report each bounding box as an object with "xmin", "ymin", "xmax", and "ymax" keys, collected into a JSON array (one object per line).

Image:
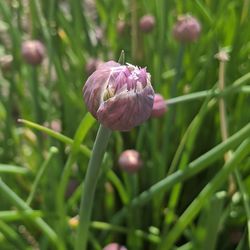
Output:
[{"xmin": 83, "ymin": 61, "xmax": 154, "ymax": 131}]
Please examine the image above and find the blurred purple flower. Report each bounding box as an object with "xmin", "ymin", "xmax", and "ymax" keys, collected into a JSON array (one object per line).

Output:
[
  {"xmin": 83, "ymin": 61, "xmax": 154, "ymax": 131},
  {"xmin": 103, "ymin": 243, "xmax": 128, "ymax": 250},
  {"xmin": 21, "ymin": 40, "xmax": 45, "ymax": 65},
  {"xmin": 139, "ymin": 15, "xmax": 156, "ymax": 33},
  {"xmin": 118, "ymin": 149, "xmax": 142, "ymax": 173},
  {"xmin": 151, "ymin": 93, "xmax": 167, "ymax": 118},
  {"xmin": 173, "ymin": 15, "xmax": 201, "ymax": 43}
]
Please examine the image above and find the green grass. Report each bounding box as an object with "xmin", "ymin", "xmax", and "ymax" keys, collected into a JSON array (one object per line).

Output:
[{"xmin": 0, "ymin": 0, "xmax": 249, "ymax": 249}]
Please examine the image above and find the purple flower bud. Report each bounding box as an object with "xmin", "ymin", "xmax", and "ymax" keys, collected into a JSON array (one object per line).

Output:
[
  {"xmin": 103, "ymin": 243, "xmax": 127, "ymax": 250},
  {"xmin": 139, "ymin": 15, "xmax": 156, "ymax": 33},
  {"xmin": 21, "ymin": 40, "xmax": 45, "ymax": 65},
  {"xmin": 118, "ymin": 150, "xmax": 142, "ymax": 173},
  {"xmin": 173, "ymin": 15, "xmax": 201, "ymax": 43},
  {"xmin": 151, "ymin": 93, "xmax": 167, "ymax": 118},
  {"xmin": 83, "ymin": 61, "xmax": 154, "ymax": 131}
]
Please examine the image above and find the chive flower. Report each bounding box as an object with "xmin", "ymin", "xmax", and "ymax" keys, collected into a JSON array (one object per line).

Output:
[
  {"xmin": 118, "ymin": 149, "xmax": 142, "ymax": 173},
  {"xmin": 139, "ymin": 15, "xmax": 156, "ymax": 33},
  {"xmin": 151, "ymin": 93, "xmax": 167, "ymax": 118},
  {"xmin": 83, "ymin": 61, "xmax": 154, "ymax": 131},
  {"xmin": 21, "ymin": 40, "xmax": 45, "ymax": 65},
  {"xmin": 173, "ymin": 15, "xmax": 201, "ymax": 43}
]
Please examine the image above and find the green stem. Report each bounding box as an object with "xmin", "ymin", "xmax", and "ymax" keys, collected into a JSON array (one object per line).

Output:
[
  {"xmin": 241, "ymin": 86, "xmax": 250, "ymax": 92},
  {"xmin": 107, "ymin": 170, "xmax": 129, "ymax": 205},
  {"xmin": 216, "ymin": 54, "xmax": 235, "ymax": 194},
  {"xmin": 27, "ymin": 147, "xmax": 58, "ymax": 206},
  {"xmin": 161, "ymin": 139, "xmax": 250, "ymax": 250},
  {"xmin": 161, "ymin": 44, "xmax": 185, "ymax": 172},
  {"xmin": 18, "ymin": 118, "xmax": 91, "ymax": 157},
  {"xmin": 166, "ymin": 85, "xmax": 246, "ymax": 106},
  {"xmin": 0, "ymin": 220, "xmax": 26, "ymax": 249},
  {"xmin": 0, "ymin": 210, "xmax": 42, "ymax": 221},
  {"xmin": 56, "ymin": 113, "xmax": 94, "ymax": 237},
  {"xmin": 218, "ymin": 58, "xmax": 229, "ymax": 156},
  {"xmin": 234, "ymin": 170, "xmax": 250, "ymax": 247},
  {"xmin": 91, "ymin": 221, "xmax": 160, "ymax": 244},
  {"xmin": 0, "ymin": 164, "xmax": 29, "ymax": 175},
  {"xmin": 170, "ymin": 45, "xmax": 185, "ymax": 98},
  {"xmin": 216, "ymin": 54, "xmax": 250, "ymax": 247},
  {"xmin": 110, "ymin": 122, "xmax": 250, "ymax": 223},
  {"xmin": 0, "ymin": 178, "xmax": 64, "ymax": 250},
  {"xmin": 167, "ymin": 71, "xmax": 250, "ymax": 105},
  {"xmin": 75, "ymin": 125, "xmax": 112, "ymax": 250},
  {"xmin": 29, "ymin": 67, "xmax": 43, "ymax": 124},
  {"xmin": 162, "ymin": 90, "xmax": 216, "ymax": 236}
]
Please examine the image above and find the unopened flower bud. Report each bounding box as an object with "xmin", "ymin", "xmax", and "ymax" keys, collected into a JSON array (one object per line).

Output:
[
  {"xmin": 151, "ymin": 93, "xmax": 167, "ymax": 118},
  {"xmin": 83, "ymin": 61, "xmax": 154, "ymax": 131},
  {"xmin": 85, "ymin": 58, "xmax": 103, "ymax": 76},
  {"xmin": 118, "ymin": 150, "xmax": 142, "ymax": 173},
  {"xmin": 103, "ymin": 243, "xmax": 128, "ymax": 250},
  {"xmin": 139, "ymin": 15, "xmax": 155, "ymax": 33},
  {"xmin": 173, "ymin": 15, "xmax": 201, "ymax": 43},
  {"xmin": 215, "ymin": 50, "xmax": 229, "ymax": 62},
  {"xmin": 21, "ymin": 40, "xmax": 45, "ymax": 65}
]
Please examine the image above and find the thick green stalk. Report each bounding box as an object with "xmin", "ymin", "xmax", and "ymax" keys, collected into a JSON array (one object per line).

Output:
[
  {"xmin": 56, "ymin": 113, "xmax": 95, "ymax": 237},
  {"xmin": 75, "ymin": 125, "xmax": 112, "ymax": 250}
]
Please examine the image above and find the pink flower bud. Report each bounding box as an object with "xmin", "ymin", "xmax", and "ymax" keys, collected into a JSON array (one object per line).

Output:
[
  {"xmin": 83, "ymin": 61, "xmax": 154, "ymax": 131},
  {"xmin": 151, "ymin": 93, "xmax": 167, "ymax": 118},
  {"xmin": 118, "ymin": 150, "xmax": 142, "ymax": 173},
  {"xmin": 139, "ymin": 15, "xmax": 155, "ymax": 33},
  {"xmin": 173, "ymin": 15, "xmax": 201, "ymax": 43},
  {"xmin": 21, "ymin": 40, "xmax": 45, "ymax": 65},
  {"xmin": 103, "ymin": 243, "xmax": 127, "ymax": 250}
]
